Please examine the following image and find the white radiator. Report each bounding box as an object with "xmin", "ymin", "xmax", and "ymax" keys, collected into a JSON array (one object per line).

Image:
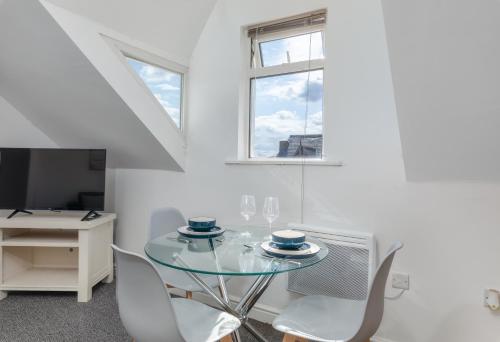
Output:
[{"xmin": 287, "ymin": 223, "xmax": 376, "ymax": 300}]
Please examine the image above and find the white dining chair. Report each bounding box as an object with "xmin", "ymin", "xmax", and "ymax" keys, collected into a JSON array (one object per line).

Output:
[
  {"xmin": 273, "ymin": 241, "xmax": 403, "ymax": 342},
  {"xmin": 112, "ymin": 244, "xmax": 240, "ymax": 342},
  {"xmin": 149, "ymin": 207, "xmax": 230, "ymax": 299}
]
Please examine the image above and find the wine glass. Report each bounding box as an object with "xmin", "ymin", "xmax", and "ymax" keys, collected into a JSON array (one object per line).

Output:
[
  {"xmin": 240, "ymin": 195, "xmax": 256, "ymax": 221},
  {"xmin": 263, "ymin": 196, "xmax": 279, "ymax": 234}
]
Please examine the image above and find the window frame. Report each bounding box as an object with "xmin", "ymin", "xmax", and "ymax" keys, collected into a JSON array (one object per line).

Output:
[
  {"xmin": 108, "ymin": 38, "xmax": 189, "ymax": 134},
  {"xmin": 246, "ymin": 24, "xmax": 326, "ymax": 161}
]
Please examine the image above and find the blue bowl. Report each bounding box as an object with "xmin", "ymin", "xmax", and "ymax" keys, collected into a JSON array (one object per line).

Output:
[
  {"xmin": 272, "ymin": 230, "xmax": 306, "ymax": 249},
  {"xmin": 188, "ymin": 217, "xmax": 216, "ymax": 231},
  {"xmin": 271, "ymin": 241, "xmax": 305, "ymax": 250}
]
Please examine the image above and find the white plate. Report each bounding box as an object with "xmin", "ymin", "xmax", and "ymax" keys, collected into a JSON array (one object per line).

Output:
[
  {"xmin": 177, "ymin": 225, "xmax": 225, "ymax": 239},
  {"xmin": 260, "ymin": 241, "xmax": 320, "ymax": 259}
]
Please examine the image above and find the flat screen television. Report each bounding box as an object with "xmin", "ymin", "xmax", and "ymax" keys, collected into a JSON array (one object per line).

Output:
[{"xmin": 0, "ymin": 148, "xmax": 106, "ymax": 220}]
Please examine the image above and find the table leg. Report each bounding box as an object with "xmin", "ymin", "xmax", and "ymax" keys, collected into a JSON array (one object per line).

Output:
[
  {"xmin": 182, "ymin": 269, "xmax": 241, "ymax": 318},
  {"xmin": 173, "ymin": 252, "xmax": 277, "ymax": 342},
  {"xmin": 209, "ymin": 247, "xmax": 242, "ymax": 342},
  {"xmin": 235, "ymin": 274, "xmax": 268, "ymax": 312},
  {"xmin": 237, "ymin": 273, "xmax": 276, "ymax": 318}
]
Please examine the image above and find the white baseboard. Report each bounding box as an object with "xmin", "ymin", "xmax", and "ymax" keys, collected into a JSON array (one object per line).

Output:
[{"xmin": 170, "ymin": 288, "xmax": 397, "ymax": 342}]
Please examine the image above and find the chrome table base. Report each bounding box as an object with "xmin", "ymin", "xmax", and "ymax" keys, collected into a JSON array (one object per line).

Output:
[
  {"xmin": 184, "ymin": 269, "xmax": 276, "ymax": 342},
  {"xmin": 172, "ymin": 239, "xmax": 278, "ymax": 342}
]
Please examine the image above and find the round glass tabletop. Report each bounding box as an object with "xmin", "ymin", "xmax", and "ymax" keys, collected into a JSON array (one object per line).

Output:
[{"xmin": 144, "ymin": 225, "xmax": 329, "ymax": 276}]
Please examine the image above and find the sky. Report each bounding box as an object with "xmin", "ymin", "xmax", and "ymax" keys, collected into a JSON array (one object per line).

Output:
[
  {"xmin": 126, "ymin": 57, "xmax": 182, "ymax": 129},
  {"xmin": 252, "ymin": 32, "xmax": 324, "ymax": 158}
]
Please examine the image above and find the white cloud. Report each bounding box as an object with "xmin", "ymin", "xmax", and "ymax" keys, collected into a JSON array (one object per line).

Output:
[
  {"xmin": 253, "ymin": 110, "xmax": 323, "ymax": 157},
  {"xmin": 259, "ymin": 70, "xmax": 323, "ymax": 102},
  {"xmin": 139, "ymin": 65, "xmax": 176, "ymax": 84},
  {"xmin": 154, "ymin": 93, "xmax": 170, "ymax": 106},
  {"xmin": 153, "ymin": 94, "xmax": 181, "ymax": 127},
  {"xmin": 284, "ymin": 31, "xmax": 324, "ymax": 62},
  {"xmin": 156, "ymin": 83, "xmax": 180, "ymax": 91},
  {"xmin": 261, "ymin": 31, "xmax": 324, "ymax": 66},
  {"xmin": 166, "ymin": 107, "xmax": 181, "ymax": 127}
]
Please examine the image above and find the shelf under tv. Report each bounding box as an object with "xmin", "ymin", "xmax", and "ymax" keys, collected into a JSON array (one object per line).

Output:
[
  {"xmin": 0, "ymin": 230, "xmax": 78, "ymax": 247},
  {"xmin": 0, "ymin": 211, "xmax": 116, "ymax": 302},
  {"xmin": 1, "ymin": 267, "xmax": 78, "ymax": 291}
]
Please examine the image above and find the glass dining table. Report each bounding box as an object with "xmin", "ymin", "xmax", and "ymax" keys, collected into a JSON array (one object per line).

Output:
[{"xmin": 145, "ymin": 225, "xmax": 329, "ymax": 342}]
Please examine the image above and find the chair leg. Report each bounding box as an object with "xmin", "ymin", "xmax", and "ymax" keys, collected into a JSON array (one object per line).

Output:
[
  {"xmin": 220, "ymin": 335, "xmax": 233, "ymax": 342},
  {"xmin": 186, "ymin": 291, "xmax": 193, "ymax": 299},
  {"xmin": 165, "ymin": 283, "xmax": 173, "ymax": 289},
  {"xmin": 219, "ymin": 286, "xmax": 224, "ymax": 298},
  {"xmin": 283, "ymin": 333, "xmax": 308, "ymax": 342}
]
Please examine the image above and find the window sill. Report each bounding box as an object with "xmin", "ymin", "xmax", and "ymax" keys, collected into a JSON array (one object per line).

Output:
[{"xmin": 225, "ymin": 159, "xmax": 343, "ymax": 166}]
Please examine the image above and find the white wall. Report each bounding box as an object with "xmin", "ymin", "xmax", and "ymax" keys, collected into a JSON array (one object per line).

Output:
[
  {"xmin": 0, "ymin": 96, "xmax": 57, "ymax": 148},
  {"xmin": 113, "ymin": 0, "xmax": 500, "ymax": 341},
  {"xmin": 382, "ymin": 0, "xmax": 500, "ymax": 181},
  {"xmin": 45, "ymin": 0, "xmax": 216, "ymax": 64}
]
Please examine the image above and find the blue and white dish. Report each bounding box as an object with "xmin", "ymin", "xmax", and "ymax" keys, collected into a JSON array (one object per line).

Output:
[
  {"xmin": 271, "ymin": 230, "xmax": 306, "ymax": 249},
  {"xmin": 260, "ymin": 241, "xmax": 320, "ymax": 259},
  {"xmin": 272, "ymin": 241, "xmax": 306, "ymax": 250},
  {"xmin": 188, "ymin": 216, "xmax": 216, "ymax": 231},
  {"xmin": 177, "ymin": 225, "xmax": 225, "ymax": 239}
]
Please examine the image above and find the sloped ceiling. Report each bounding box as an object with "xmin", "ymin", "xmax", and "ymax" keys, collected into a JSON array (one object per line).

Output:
[
  {"xmin": 382, "ymin": 0, "xmax": 500, "ymax": 181},
  {"xmin": 0, "ymin": 0, "xmax": 184, "ymax": 170},
  {"xmin": 45, "ymin": 0, "xmax": 217, "ymax": 64}
]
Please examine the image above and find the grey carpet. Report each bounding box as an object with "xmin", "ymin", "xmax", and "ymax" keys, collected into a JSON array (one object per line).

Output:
[{"xmin": 0, "ymin": 282, "xmax": 284, "ymax": 342}]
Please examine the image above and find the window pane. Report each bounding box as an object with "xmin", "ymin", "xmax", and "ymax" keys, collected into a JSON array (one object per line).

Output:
[
  {"xmin": 251, "ymin": 69, "xmax": 323, "ymax": 158},
  {"xmin": 259, "ymin": 32, "xmax": 324, "ymax": 67},
  {"xmin": 126, "ymin": 57, "xmax": 182, "ymax": 129}
]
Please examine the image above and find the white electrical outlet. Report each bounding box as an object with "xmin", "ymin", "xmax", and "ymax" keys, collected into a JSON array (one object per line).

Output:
[
  {"xmin": 484, "ymin": 289, "xmax": 500, "ymax": 310},
  {"xmin": 392, "ymin": 272, "xmax": 410, "ymax": 290}
]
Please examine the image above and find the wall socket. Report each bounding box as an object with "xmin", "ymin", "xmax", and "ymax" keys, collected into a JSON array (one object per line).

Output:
[
  {"xmin": 392, "ymin": 272, "xmax": 410, "ymax": 290},
  {"xmin": 484, "ymin": 289, "xmax": 500, "ymax": 310}
]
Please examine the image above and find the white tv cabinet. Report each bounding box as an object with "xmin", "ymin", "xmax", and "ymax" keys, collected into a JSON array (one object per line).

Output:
[{"xmin": 0, "ymin": 211, "xmax": 115, "ymax": 302}]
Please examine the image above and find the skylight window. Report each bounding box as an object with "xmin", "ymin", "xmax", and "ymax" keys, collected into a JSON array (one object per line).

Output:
[{"xmin": 126, "ymin": 57, "xmax": 183, "ymax": 129}]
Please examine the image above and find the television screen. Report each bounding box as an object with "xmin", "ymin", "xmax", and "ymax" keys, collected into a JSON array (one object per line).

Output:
[{"xmin": 0, "ymin": 148, "xmax": 106, "ymax": 211}]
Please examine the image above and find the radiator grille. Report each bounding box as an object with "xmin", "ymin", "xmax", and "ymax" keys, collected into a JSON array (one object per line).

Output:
[{"xmin": 287, "ymin": 225, "xmax": 375, "ymax": 301}]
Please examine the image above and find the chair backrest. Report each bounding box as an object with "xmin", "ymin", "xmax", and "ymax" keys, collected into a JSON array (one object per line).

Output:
[
  {"xmin": 111, "ymin": 245, "xmax": 185, "ymax": 342},
  {"xmin": 150, "ymin": 207, "xmax": 187, "ymax": 240},
  {"xmin": 350, "ymin": 241, "xmax": 403, "ymax": 342}
]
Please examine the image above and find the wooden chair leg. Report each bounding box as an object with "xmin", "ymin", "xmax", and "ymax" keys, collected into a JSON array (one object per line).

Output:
[
  {"xmin": 165, "ymin": 283, "xmax": 173, "ymax": 289},
  {"xmin": 220, "ymin": 335, "xmax": 233, "ymax": 342},
  {"xmin": 186, "ymin": 291, "xmax": 192, "ymax": 299},
  {"xmin": 283, "ymin": 333, "xmax": 308, "ymax": 342}
]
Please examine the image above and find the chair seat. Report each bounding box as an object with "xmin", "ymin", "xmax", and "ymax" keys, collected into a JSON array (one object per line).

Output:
[
  {"xmin": 153, "ymin": 260, "xmax": 226, "ymax": 292},
  {"xmin": 273, "ymin": 295, "xmax": 365, "ymax": 342},
  {"xmin": 172, "ymin": 298, "xmax": 240, "ymax": 342}
]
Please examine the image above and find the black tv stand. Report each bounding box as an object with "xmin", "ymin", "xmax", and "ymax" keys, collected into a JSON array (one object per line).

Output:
[
  {"xmin": 7, "ymin": 209, "xmax": 33, "ymax": 219},
  {"xmin": 81, "ymin": 210, "xmax": 102, "ymax": 222}
]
